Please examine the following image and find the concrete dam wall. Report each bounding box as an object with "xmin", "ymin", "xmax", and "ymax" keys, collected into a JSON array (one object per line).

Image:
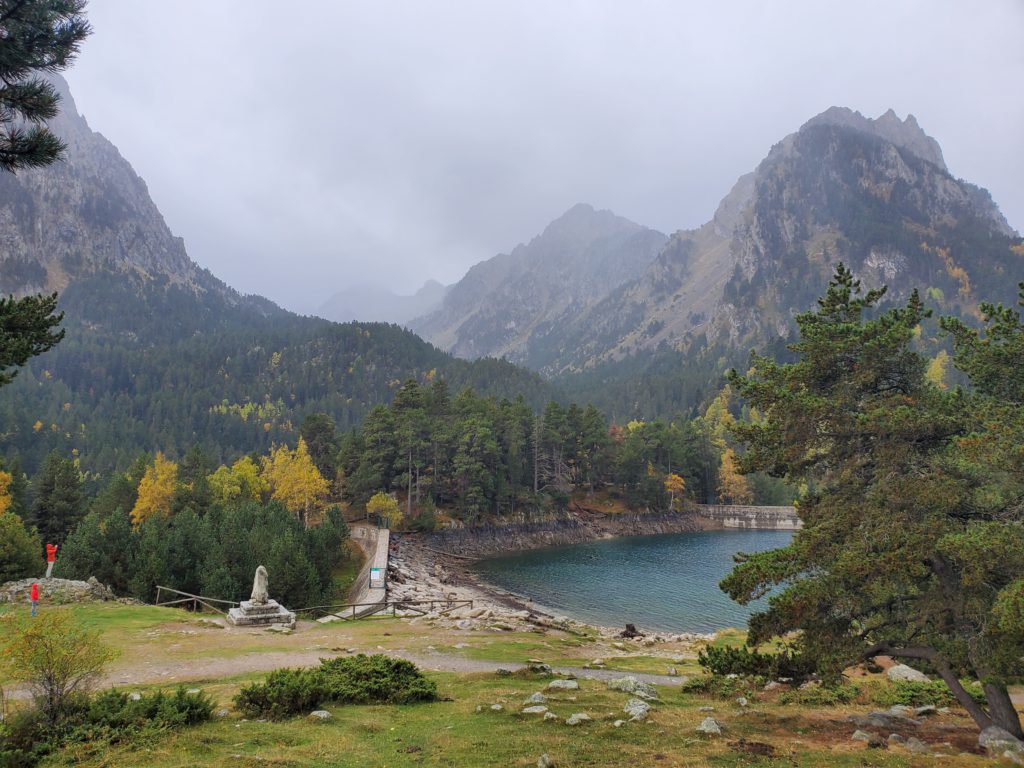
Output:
[{"xmin": 695, "ymin": 504, "xmax": 802, "ymax": 530}]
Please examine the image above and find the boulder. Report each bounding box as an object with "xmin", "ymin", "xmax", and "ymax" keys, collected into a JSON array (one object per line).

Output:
[
  {"xmin": 490, "ymin": 704, "xmax": 503, "ymax": 711},
  {"xmin": 978, "ymin": 726, "xmax": 1024, "ymax": 756},
  {"xmin": 522, "ymin": 705, "xmax": 549, "ymax": 715},
  {"xmin": 524, "ymin": 693, "xmax": 547, "ymax": 705},
  {"xmin": 547, "ymin": 679, "xmax": 579, "ymax": 691},
  {"xmin": 543, "ymin": 711, "xmax": 558, "ymax": 721},
  {"xmin": 696, "ymin": 717, "xmax": 723, "ymax": 735},
  {"xmin": 607, "ymin": 676, "xmax": 658, "ymax": 700},
  {"xmin": 565, "ymin": 713, "xmax": 591, "ymax": 726},
  {"xmin": 904, "ymin": 736, "xmax": 930, "ymax": 754},
  {"xmin": 537, "ymin": 755, "xmax": 555, "ymax": 768},
  {"xmin": 849, "ymin": 711, "xmax": 921, "ymax": 730},
  {"xmin": 886, "ymin": 664, "xmax": 929, "ymax": 683},
  {"xmin": 624, "ymin": 699, "xmax": 651, "ymax": 721},
  {"xmin": 308, "ymin": 710, "xmax": 331, "ymax": 721}
]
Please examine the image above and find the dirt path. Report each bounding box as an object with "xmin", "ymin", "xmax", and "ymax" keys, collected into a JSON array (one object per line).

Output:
[{"xmin": 7, "ymin": 644, "xmax": 686, "ymax": 701}]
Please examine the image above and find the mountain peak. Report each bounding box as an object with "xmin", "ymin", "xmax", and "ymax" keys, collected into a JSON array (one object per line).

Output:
[{"xmin": 802, "ymin": 106, "xmax": 946, "ymax": 170}]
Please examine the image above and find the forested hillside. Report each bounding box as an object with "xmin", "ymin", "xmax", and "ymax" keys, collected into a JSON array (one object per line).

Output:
[{"xmin": 0, "ymin": 271, "xmax": 552, "ymax": 476}]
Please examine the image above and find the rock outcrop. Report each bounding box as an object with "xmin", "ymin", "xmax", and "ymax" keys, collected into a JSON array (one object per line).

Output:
[{"xmin": 0, "ymin": 577, "xmax": 116, "ymax": 604}]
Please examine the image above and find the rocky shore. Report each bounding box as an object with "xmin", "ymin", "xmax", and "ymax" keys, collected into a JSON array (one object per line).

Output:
[{"xmin": 386, "ymin": 532, "xmax": 712, "ymax": 644}]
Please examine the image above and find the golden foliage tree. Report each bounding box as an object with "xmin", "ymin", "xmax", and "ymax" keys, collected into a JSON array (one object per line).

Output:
[
  {"xmin": 366, "ymin": 491, "xmax": 403, "ymax": 529},
  {"xmin": 717, "ymin": 447, "xmax": 753, "ymax": 505},
  {"xmin": 261, "ymin": 439, "xmax": 328, "ymax": 526},
  {"xmin": 664, "ymin": 472, "xmax": 686, "ymax": 511},
  {"xmin": 130, "ymin": 452, "xmax": 177, "ymax": 526},
  {"xmin": 209, "ymin": 455, "xmax": 269, "ymax": 506},
  {"xmin": 0, "ymin": 469, "xmax": 12, "ymax": 515},
  {"xmin": 926, "ymin": 349, "xmax": 951, "ymax": 390}
]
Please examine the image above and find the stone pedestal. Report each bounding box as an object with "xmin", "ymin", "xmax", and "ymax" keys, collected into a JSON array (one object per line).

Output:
[{"xmin": 227, "ymin": 598, "xmax": 295, "ymax": 628}]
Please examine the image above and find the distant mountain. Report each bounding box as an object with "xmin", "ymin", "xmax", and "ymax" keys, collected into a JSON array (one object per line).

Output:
[
  {"xmin": 408, "ymin": 108, "xmax": 1020, "ymax": 419},
  {"xmin": 316, "ymin": 279, "xmax": 449, "ymax": 325},
  {"xmin": 0, "ymin": 76, "xmax": 552, "ymax": 475},
  {"xmin": 553, "ymin": 108, "xmax": 1022, "ymax": 419},
  {"xmin": 410, "ymin": 203, "xmax": 667, "ymax": 369}
]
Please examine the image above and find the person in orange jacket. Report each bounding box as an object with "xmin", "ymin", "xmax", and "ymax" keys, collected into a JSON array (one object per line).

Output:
[
  {"xmin": 30, "ymin": 582, "xmax": 39, "ymax": 617},
  {"xmin": 45, "ymin": 543, "xmax": 57, "ymax": 579}
]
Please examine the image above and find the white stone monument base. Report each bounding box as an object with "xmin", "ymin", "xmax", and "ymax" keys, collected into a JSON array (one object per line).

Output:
[{"xmin": 227, "ymin": 598, "xmax": 296, "ymax": 628}]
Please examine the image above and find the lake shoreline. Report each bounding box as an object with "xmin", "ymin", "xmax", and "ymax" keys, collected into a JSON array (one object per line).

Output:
[{"xmin": 387, "ymin": 508, "xmax": 784, "ymax": 637}]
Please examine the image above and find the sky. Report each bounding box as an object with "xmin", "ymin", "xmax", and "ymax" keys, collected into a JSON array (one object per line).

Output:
[{"xmin": 63, "ymin": 1, "xmax": 1024, "ymax": 314}]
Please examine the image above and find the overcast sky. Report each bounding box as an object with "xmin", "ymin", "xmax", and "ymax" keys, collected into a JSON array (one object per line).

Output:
[{"xmin": 63, "ymin": 1, "xmax": 1023, "ymax": 314}]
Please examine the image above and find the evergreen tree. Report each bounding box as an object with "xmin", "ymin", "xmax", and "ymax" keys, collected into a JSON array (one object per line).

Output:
[
  {"xmin": 28, "ymin": 449, "xmax": 82, "ymax": 546},
  {"xmin": 299, "ymin": 412, "xmax": 339, "ymax": 479},
  {"xmin": 0, "ymin": 292, "xmax": 64, "ymax": 387},
  {"xmin": 0, "ymin": 511, "xmax": 42, "ymax": 581},
  {"xmin": 0, "ymin": 0, "xmax": 91, "ymax": 172},
  {"xmin": 723, "ymin": 265, "xmax": 1023, "ymax": 737}
]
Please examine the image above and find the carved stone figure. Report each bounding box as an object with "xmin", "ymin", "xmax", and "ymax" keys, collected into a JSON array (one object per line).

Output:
[
  {"xmin": 226, "ymin": 565, "xmax": 295, "ymax": 629},
  {"xmin": 251, "ymin": 565, "xmax": 269, "ymax": 605}
]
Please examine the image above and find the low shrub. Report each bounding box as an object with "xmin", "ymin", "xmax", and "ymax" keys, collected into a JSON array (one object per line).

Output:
[
  {"xmin": 698, "ymin": 645, "xmax": 814, "ymax": 681},
  {"xmin": 681, "ymin": 675, "xmax": 758, "ymax": 700},
  {"xmin": 869, "ymin": 679, "xmax": 985, "ymax": 708},
  {"xmin": 234, "ymin": 668, "xmax": 328, "ymax": 720},
  {"xmin": 234, "ymin": 654, "xmax": 438, "ymax": 719},
  {"xmin": 779, "ymin": 683, "xmax": 860, "ymax": 706},
  {"xmin": 319, "ymin": 655, "xmax": 438, "ymax": 705},
  {"xmin": 0, "ymin": 687, "xmax": 213, "ymax": 767}
]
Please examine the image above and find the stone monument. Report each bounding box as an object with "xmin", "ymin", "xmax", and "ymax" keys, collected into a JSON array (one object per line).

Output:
[{"xmin": 226, "ymin": 565, "xmax": 296, "ymax": 628}]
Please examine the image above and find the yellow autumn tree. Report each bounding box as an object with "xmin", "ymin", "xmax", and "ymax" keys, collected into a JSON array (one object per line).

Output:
[
  {"xmin": 664, "ymin": 472, "xmax": 686, "ymax": 511},
  {"xmin": 0, "ymin": 470, "xmax": 12, "ymax": 515},
  {"xmin": 703, "ymin": 384, "xmax": 736, "ymax": 448},
  {"xmin": 366, "ymin": 491, "xmax": 403, "ymax": 529},
  {"xmin": 208, "ymin": 465, "xmax": 241, "ymax": 505},
  {"xmin": 208, "ymin": 456, "xmax": 268, "ymax": 506},
  {"xmin": 926, "ymin": 349, "xmax": 951, "ymax": 390},
  {"xmin": 130, "ymin": 453, "xmax": 178, "ymax": 525},
  {"xmin": 261, "ymin": 439, "xmax": 328, "ymax": 527},
  {"xmin": 718, "ymin": 448, "xmax": 753, "ymax": 505}
]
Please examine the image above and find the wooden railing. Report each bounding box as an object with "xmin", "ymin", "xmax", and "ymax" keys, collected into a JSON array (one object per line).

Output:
[
  {"xmin": 155, "ymin": 585, "xmax": 239, "ymax": 615},
  {"xmin": 293, "ymin": 597, "xmax": 473, "ymax": 621}
]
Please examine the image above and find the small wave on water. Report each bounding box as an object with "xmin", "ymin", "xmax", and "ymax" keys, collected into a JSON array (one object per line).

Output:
[{"xmin": 472, "ymin": 529, "xmax": 793, "ymax": 634}]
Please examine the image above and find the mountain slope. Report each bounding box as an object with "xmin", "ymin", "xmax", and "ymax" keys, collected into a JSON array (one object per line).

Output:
[
  {"xmin": 552, "ymin": 108, "xmax": 1020, "ymax": 380},
  {"xmin": 410, "ymin": 203, "xmax": 667, "ymax": 369},
  {"xmin": 0, "ymin": 76, "xmax": 552, "ymax": 475}
]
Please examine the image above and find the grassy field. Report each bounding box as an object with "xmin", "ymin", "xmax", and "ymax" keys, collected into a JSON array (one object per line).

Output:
[{"xmin": 0, "ymin": 602, "xmax": 1006, "ymax": 767}]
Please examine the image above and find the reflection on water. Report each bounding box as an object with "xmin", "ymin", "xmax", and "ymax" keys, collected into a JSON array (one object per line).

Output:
[{"xmin": 472, "ymin": 529, "xmax": 793, "ymax": 633}]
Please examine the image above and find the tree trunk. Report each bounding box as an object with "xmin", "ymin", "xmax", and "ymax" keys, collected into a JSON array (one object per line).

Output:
[
  {"xmin": 931, "ymin": 661, "xmax": 995, "ymax": 733},
  {"xmin": 983, "ymin": 681, "xmax": 1024, "ymax": 739}
]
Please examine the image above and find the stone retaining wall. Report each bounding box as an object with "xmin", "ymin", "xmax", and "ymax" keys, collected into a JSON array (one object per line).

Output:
[{"xmin": 695, "ymin": 504, "xmax": 802, "ymax": 530}]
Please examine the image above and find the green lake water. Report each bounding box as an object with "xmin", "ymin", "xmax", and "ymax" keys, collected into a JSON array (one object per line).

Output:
[{"xmin": 472, "ymin": 529, "xmax": 793, "ymax": 633}]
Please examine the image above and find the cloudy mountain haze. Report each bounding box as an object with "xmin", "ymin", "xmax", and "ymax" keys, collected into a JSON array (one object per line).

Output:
[{"xmin": 59, "ymin": 0, "xmax": 1023, "ymax": 313}]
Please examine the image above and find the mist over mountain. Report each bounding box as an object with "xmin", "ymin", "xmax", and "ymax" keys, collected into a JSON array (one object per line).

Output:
[
  {"xmin": 316, "ymin": 279, "xmax": 449, "ymax": 325},
  {"xmin": 410, "ymin": 203, "xmax": 667, "ymax": 368},
  {"xmin": 0, "ymin": 76, "xmax": 551, "ymax": 474},
  {"xmin": 410, "ymin": 108, "xmax": 1020, "ymax": 419}
]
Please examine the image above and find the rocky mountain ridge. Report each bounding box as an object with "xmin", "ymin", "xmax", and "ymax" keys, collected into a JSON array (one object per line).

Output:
[
  {"xmin": 410, "ymin": 203, "xmax": 667, "ymax": 368},
  {"xmin": 0, "ymin": 75, "xmax": 258, "ymax": 311},
  {"xmin": 416, "ymin": 108, "xmax": 1021, "ymax": 380}
]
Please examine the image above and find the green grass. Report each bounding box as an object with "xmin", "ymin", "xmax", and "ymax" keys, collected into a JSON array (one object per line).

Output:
[
  {"xmin": 36, "ymin": 671, "xmax": 992, "ymax": 768},
  {"xmin": 1, "ymin": 602, "xmax": 1001, "ymax": 767}
]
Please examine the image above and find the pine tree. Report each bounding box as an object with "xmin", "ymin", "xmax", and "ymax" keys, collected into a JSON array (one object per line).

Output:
[
  {"xmin": 0, "ymin": 292, "xmax": 65, "ymax": 387},
  {"xmin": 0, "ymin": 0, "xmax": 91, "ymax": 172},
  {"xmin": 723, "ymin": 265, "xmax": 1023, "ymax": 737},
  {"xmin": 28, "ymin": 449, "xmax": 82, "ymax": 546}
]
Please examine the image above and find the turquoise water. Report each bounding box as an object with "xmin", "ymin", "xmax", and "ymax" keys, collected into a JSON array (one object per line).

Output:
[{"xmin": 472, "ymin": 529, "xmax": 793, "ymax": 633}]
